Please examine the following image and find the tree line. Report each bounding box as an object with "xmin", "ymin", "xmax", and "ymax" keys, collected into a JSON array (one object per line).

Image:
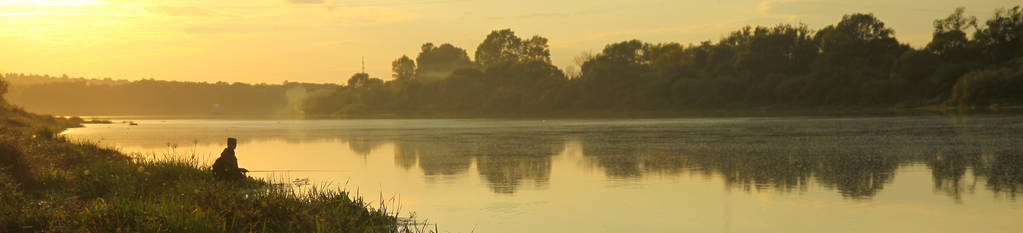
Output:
[
  {"xmin": 0, "ymin": 74, "xmax": 335, "ymax": 116},
  {"xmin": 308, "ymin": 6, "xmax": 1023, "ymax": 117},
  {"xmin": 2, "ymin": 6, "xmax": 1021, "ymax": 117}
]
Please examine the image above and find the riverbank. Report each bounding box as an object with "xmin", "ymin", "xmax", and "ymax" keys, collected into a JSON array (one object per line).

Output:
[
  {"xmin": 0, "ymin": 104, "xmax": 420, "ymax": 232},
  {"xmin": 294, "ymin": 103, "xmax": 1023, "ymax": 119},
  {"xmin": 45, "ymin": 105, "xmax": 1023, "ymax": 121}
]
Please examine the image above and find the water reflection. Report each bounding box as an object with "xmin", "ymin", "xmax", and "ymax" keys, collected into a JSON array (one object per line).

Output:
[
  {"xmin": 69, "ymin": 116, "xmax": 1023, "ymax": 199},
  {"xmin": 933, "ymin": 151, "xmax": 1023, "ymax": 199},
  {"xmin": 393, "ymin": 133, "xmax": 563, "ymax": 193},
  {"xmin": 573, "ymin": 122, "xmax": 905, "ymax": 198}
]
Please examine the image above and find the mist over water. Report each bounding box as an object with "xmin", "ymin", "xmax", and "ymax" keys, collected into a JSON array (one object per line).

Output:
[{"xmin": 64, "ymin": 115, "xmax": 1023, "ymax": 233}]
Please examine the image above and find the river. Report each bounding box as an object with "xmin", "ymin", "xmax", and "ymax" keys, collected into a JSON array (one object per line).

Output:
[{"xmin": 61, "ymin": 115, "xmax": 1023, "ymax": 233}]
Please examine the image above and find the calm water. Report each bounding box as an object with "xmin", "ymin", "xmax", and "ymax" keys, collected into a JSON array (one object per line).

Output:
[{"xmin": 62, "ymin": 116, "xmax": 1023, "ymax": 233}]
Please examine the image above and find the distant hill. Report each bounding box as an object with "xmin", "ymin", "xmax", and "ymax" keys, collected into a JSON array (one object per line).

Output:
[
  {"xmin": 1, "ymin": 73, "xmax": 132, "ymax": 86},
  {"xmin": 1, "ymin": 73, "xmax": 338, "ymax": 117}
]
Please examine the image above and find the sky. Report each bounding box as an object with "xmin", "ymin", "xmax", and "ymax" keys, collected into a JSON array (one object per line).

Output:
[{"xmin": 0, "ymin": 0, "xmax": 1017, "ymax": 84}]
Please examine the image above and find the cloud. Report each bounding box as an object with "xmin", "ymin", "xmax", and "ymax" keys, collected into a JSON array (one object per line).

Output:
[
  {"xmin": 146, "ymin": 6, "xmax": 221, "ymax": 17},
  {"xmin": 488, "ymin": 12, "xmax": 569, "ymax": 21},
  {"xmin": 181, "ymin": 24, "xmax": 249, "ymax": 35},
  {"xmin": 757, "ymin": 0, "xmax": 801, "ymax": 20},
  {"xmin": 331, "ymin": 6, "xmax": 418, "ymax": 25},
  {"xmin": 288, "ymin": 0, "xmax": 325, "ymax": 4}
]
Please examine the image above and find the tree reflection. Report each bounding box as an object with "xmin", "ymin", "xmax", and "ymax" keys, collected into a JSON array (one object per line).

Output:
[
  {"xmin": 393, "ymin": 136, "xmax": 473, "ymax": 176},
  {"xmin": 926, "ymin": 115, "xmax": 1023, "ymax": 200},
  {"xmin": 579, "ymin": 132, "xmax": 645, "ymax": 178},
  {"xmin": 474, "ymin": 135, "xmax": 561, "ymax": 193},
  {"xmin": 392, "ymin": 133, "xmax": 563, "ymax": 193},
  {"xmin": 346, "ymin": 135, "xmax": 384, "ymax": 156},
  {"xmin": 980, "ymin": 153, "xmax": 1023, "ymax": 197},
  {"xmin": 814, "ymin": 153, "xmax": 898, "ymax": 198}
]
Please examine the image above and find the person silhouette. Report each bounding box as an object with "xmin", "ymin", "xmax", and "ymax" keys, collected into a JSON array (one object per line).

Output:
[{"xmin": 212, "ymin": 137, "xmax": 248, "ymax": 181}]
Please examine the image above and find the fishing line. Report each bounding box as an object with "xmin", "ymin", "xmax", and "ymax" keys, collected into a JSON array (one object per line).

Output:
[{"xmin": 245, "ymin": 169, "xmax": 349, "ymax": 173}]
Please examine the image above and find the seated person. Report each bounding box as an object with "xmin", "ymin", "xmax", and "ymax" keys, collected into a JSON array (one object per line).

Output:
[{"xmin": 212, "ymin": 137, "xmax": 248, "ymax": 181}]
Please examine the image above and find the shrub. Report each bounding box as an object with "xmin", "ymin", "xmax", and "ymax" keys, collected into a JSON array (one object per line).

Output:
[
  {"xmin": 0, "ymin": 76, "xmax": 7, "ymax": 96},
  {"xmin": 948, "ymin": 61, "xmax": 1023, "ymax": 106},
  {"xmin": 0, "ymin": 137, "xmax": 32, "ymax": 187}
]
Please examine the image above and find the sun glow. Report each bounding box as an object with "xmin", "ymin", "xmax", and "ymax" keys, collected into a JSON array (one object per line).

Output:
[
  {"xmin": 0, "ymin": 0, "xmax": 145, "ymax": 44},
  {"xmin": 2, "ymin": 0, "xmax": 110, "ymax": 7}
]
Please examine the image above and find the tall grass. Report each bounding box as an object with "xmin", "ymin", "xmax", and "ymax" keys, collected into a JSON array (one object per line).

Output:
[{"xmin": 0, "ymin": 103, "xmax": 436, "ymax": 233}]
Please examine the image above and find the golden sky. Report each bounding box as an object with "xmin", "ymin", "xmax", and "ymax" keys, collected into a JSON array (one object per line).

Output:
[{"xmin": 0, "ymin": 0, "xmax": 1014, "ymax": 84}]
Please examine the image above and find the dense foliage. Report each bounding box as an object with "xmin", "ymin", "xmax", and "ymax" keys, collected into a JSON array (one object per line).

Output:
[{"xmin": 306, "ymin": 7, "xmax": 1023, "ymax": 117}]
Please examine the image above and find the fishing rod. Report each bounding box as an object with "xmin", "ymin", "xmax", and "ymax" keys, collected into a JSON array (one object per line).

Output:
[{"xmin": 244, "ymin": 169, "xmax": 349, "ymax": 173}]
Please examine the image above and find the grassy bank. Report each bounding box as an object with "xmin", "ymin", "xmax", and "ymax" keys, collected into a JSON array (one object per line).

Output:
[{"xmin": 0, "ymin": 104, "xmax": 424, "ymax": 232}]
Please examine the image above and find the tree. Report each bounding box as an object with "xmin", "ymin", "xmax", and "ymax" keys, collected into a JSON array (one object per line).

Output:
[
  {"xmin": 975, "ymin": 6, "xmax": 1023, "ymax": 62},
  {"xmin": 391, "ymin": 55, "xmax": 416, "ymax": 81},
  {"xmin": 578, "ymin": 40, "xmax": 658, "ymax": 108},
  {"xmin": 729, "ymin": 24, "xmax": 817, "ymax": 76},
  {"xmin": 475, "ymin": 29, "xmax": 552, "ymax": 69},
  {"xmin": 415, "ymin": 43, "xmax": 473, "ymax": 82},
  {"xmin": 818, "ymin": 13, "xmax": 895, "ymax": 42},
  {"xmin": 814, "ymin": 13, "xmax": 906, "ymax": 78},
  {"xmin": 485, "ymin": 60, "xmax": 566, "ymax": 88},
  {"xmin": 927, "ymin": 7, "xmax": 978, "ymax": 60},
  {"xmin": 892, "ymin": 50, "xmax": 940, "ymax": 83},
  {"xmin": 439, "ymin": 68, "xmax": 487, "ymax": 111},
  {"xmin": 580, "ymin": 40, "xmax": 656, "ymax": 83},
  {"xmin": 481, "ymin": 60, "xmax": 567, "ymax": 112},
  {"xmin": 599, "ymin": 39, "xmax": 648, "ymax": 64},
  {"xmin": 475, "ymin": 29, "xmax": 522, "ymax": 69},
  {"xmin": 347, "ymin": 72, "xmax": 370, "ymax": 88},
  {"xmin": 521, "ymin": 36, "xmax": 551, "ymax": 64},
  {"xmin": 646, "ymin": 43, "xmax": 688, "ymax": 79}
]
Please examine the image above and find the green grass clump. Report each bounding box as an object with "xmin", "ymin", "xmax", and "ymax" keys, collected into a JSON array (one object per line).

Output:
[{"xmin": 0, "ymin": 101, "xmax": 429, "ymax": 232}]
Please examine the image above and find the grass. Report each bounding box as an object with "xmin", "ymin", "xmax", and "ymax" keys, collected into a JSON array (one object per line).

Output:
[{"xmin": 0, "ymin": 103, "xmax": 434, "ymax": 233}]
